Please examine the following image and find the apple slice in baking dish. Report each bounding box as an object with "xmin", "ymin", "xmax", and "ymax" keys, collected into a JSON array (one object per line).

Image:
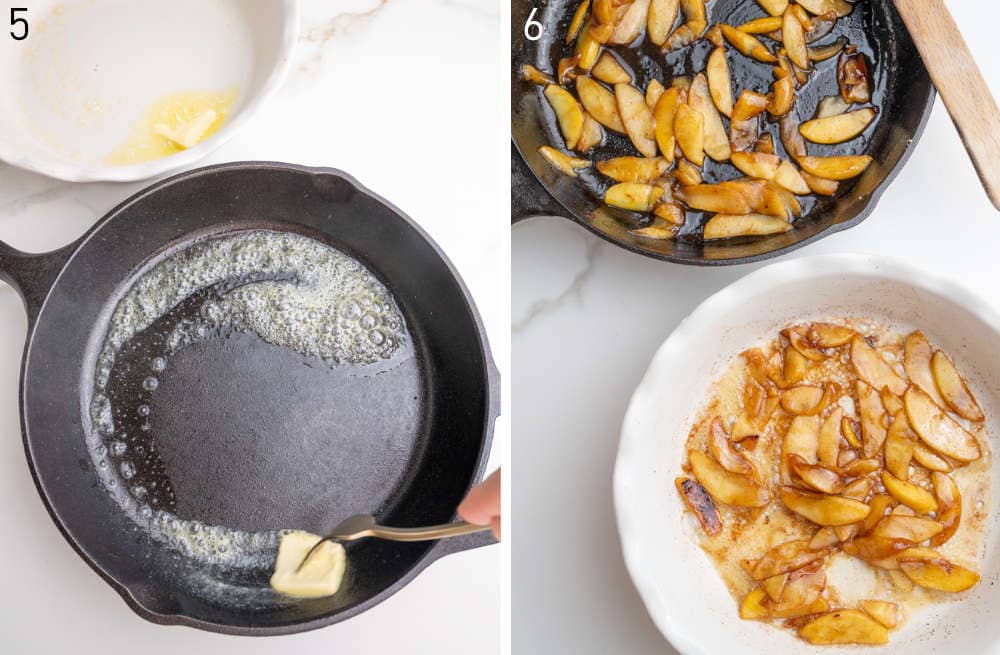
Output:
[
  {"xmin": 688, "ymin": 449, "xmax": 770, "ymax": 507},
  {"xmin": 931, "ymin": 350, "xmax": 985, "ymax": 422},
  {"xmin": 779, "ymin": 486, "xmax": 871, "ymax": 526},
  {"xmin": 850, "ymin": 336, "xmax": 908, "ymax": 396},
  {"xmin": 904, "ymin": 387, "xmax": 981, "ymax": 462},
  {"xmin": 902, "ymin": 330, "xmax": 946, "ymax": 403}
]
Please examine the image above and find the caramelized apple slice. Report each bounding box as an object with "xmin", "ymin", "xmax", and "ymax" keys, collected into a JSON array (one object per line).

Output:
[
  {"xmin": 782, "ymin": 385, "xmax": 823, "ymax": 415},
  {"xmin": 738, "ymin": 16, "xmax": 783, "ymax": 34},
  {"xmin": 898, "ymin": 552, "xmax": 980, "ymax": 592},
  {"xmin": 576, "ymin": 112, "xmax": 605, "ymax": 153},
  {"xmin": 604, "ymin": 182, "xmax": 663, "ymax": 211},
  {"xmin": 674, "ymin": 103, "xmax": 705, "ymax": 165},
  {"xmin": 913, "ymin": 442, "xmax": 952, "ymax": 472},
  {"xmin": 843, "ymin": 536, "xmax": 914, "ymax": 567},
  {"xmin": 808, "ymin": 323, "xmax": 855, "ymax": 348},
  {"xmin": 767, "ymin": 71, "xmax": 795, "ymax": 117},
  {"xmin": 538, "ymin": 146, "xmax": 591, "ymax": 177},
  {"xmin": 631, "ymin": 217, "xmax": 679, "ymax": 240},
  {"xmin": 688, "ymin": 449, "xmax": 770, "ymax": 507},
  {"xmin": 810, "ymin": 527, "xmax": 839, "ymax": 550},
  {"xmin": 688, "ymin": 74, "xmax": 731, "ymax": 162},
  {"xmin": 750, "ymin": 539, "xmax": 828, "ymax": 580},
  {"xmin": 544, "ymin": 85, "xmax": 585, "ymax": 149},
  {"xmin": 565, "ymin": 0, "xmax": 591, "ymax": 44},
  {"xmin": 676, "ymin": 476, "xmax": 723, "ymax": 535},
  {"xmin": 882, "ymin": 471, "xmax": 938, "ymax": 514},
  {"xmin": 800, "ymin": 108, "xmax": 876, "ymax": 144},
  {"xmin": 851, "ymin": 336, "xmax": 908, "ymax": 396},
  {"xmin": 675, "ymin": 158, "xmax": 702, "ymax": 186},
  {"xmin": 653, "ymin": 87, "xmax": 682, "ymax": 161},
  {"xmin": 797, "ymin": 0, "xmax": 853, "ymax": 17},
  {"xmin": 708, "ymin": 417, "xmax": 754, "ymax": 475},
  {"xmin": 884, "ymin": 411, "xmax": 915, "ymax": 480},
  {"xmin": 703, "ymin": 213, "xmax": 792, "ymax": 239},
  {"xmin": 730, "ymin": 90, "xmax": 769, "ymax": 152},
  {"xmin": 774, "ymin": 160, "xmax": 810, "ymax": 195},
  {"xmin": 841, "ymin": 415, "xmax": 862, "ymax": 449},
  {"xmin": 783, "ymin": 345, "xmax": 811, "ymax": 385},
  {"xmin": 782, "ymin": 7, "xmax": 809, "ymax": 70},
  {"xmin": 609, "ymin": 0, "xmax": 651, "ymax": 44},
  {"xmin": 780, "ymin": 487, "xmax": 870, "ymax": 526},
  {"xmin": 802, "ymin": 171, "xmax": 839, "ymax": 196},
  {"xmin": 596, "ymin": 156, "xmax": 671, "ymax": 183},
  {"xmin": 859, "ymin": 600, "xmax": 898, "ymax": 629},
  {"xmin": 677, "ymin": 184, "xmax": 751, "ymax": 215},
  {"xmin": 615, "ymin": 83, "xmax": 658, "ymax": 157},
  {"xmin": 647, "ymin": 0, "xmax": 681, "ymax": 45},
  {"xmin": 706, "ymin": 47, "xmax": 734, "ymax": 117},
  {"xmin": 521, "ymin": 64, "xmax": 556, "ymax": 85},
  {"xmin": 930, "ymin": 472, "xmax": 961, "ymax": 547},
  {"xmin": 788, "ymin": 454, "xmax": 844, "ymax": 494},
  {"xmin": 576, "ymin": 77, "xmax": 626, "ymax": 133},
  {"xmin": 862, "ymin": 494, "xmax": 894, "ymax": 534},
  {"xmin": 799, "ymin": 610, "xmax": 888, "ymax": 646},
  {"xmin": 904, "ymin": 331, "xmax": 948, "ymax": 408},
  {"xmin": 592, "ymin": 52, "xmax": 632, "ymax": 85},
  {"xmin": 740, "ymin": 588, "xmax": 770, "ymax": 619},
  {"xmin": 817, "ymin": 408, "xmax": 843, "ymax": 468},
  {"xmin": 856, "ymin": 380, "xmax": 887, "ymax": 458},
  {"xmin": 771, "ymin": 562, "xmax": 826, "ymax": 616},
  {"xmin": 663, "ymin": 19, "xmax": 707, "ymax": 51},
  {"xmin": 645, "ymin": 79, "xmax": 665, "ymax": 109},
  {"xmin": 782, "ymin": 414, "xmax": 820, "ymax": 477},
  {"xmin": 815, "ymin": 94, "xmax": 852, "ymax": 119},
  {"xmin": 756, "ymin": 0, "xmax": 788, "ymax": 16},
  {"xmin": 904, "ymin": 387, "xmax": 981, "ymax": 462},
  {"xmin": 798, "ymin": 155, "xmax": 873, "ymax": 180},
  {"xmin": 931, "ymin": 350, "xmax": 985, "ymax": 422},
  {"xmin": 731, "ymin": 152, "xmax": 781, "ymax": 181},
  {"xmin": 870, "ymin": 515, "xmax": 944, "ymax": 543},
  {"xmin": 721, "ymin": 24, "xmax": 778, "ymax": 63},
  {"xmin": 809, "ymin": 37, "xmax": 847, "ymax": 62},
  {"xmin": 838, "ymin": 46, "xmax": 871, "ymax": 103}
]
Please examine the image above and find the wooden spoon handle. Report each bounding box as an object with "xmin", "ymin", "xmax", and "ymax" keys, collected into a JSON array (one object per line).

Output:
[{"xmin": 894, "ymin": 0, "xmax": 1000, "ymax": 211}]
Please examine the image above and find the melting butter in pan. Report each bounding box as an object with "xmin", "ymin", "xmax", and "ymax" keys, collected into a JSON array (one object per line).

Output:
[{"xmin": 270, "ymin": 531, "xmax": 347, "ymax": 598}]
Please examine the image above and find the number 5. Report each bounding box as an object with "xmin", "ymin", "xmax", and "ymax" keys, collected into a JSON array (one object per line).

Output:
[
  {"xmin": 524, "ymin": 7, "xmax": 543, "ymax": 41},
  {"xmin": 10, "ymin": 8, "xmax": 28, "ymax": 41}
]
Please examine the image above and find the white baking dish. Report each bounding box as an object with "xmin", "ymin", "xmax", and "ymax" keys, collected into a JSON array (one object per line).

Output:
[{"xmin": 615, "ymin": 253, "xmax": 1000, "ymax": 654}]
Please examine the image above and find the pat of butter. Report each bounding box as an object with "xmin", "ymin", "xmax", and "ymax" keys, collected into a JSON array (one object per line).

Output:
[
  {"xmin": 154, "ymin": 109, "xmax": 218, "ymax": 149},
  {"xmin": 269, "ymin": 531, "xmax": 347, "ymax": 598}
]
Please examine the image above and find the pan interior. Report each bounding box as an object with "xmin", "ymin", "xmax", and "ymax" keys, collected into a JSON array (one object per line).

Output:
[
  {"xmin": 85, "ymin": 228, "xmax": 423, "ymax": 585},
  {"xmin": 513, "ymin": 0, "xmax": 929, "ymax": 261}
]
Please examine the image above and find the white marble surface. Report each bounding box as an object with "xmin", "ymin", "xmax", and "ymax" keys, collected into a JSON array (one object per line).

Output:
[
  {"xmin": 513, "ymin": 3, "xmax": 1000, "ymax": 653},
  {"xmin": 0, "ymin": 1, "xmax": 503, "ymax": 653}
]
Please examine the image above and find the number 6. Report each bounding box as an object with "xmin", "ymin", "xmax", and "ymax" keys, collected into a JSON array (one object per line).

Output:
[{"xmin": 524, "ymin": 7, "xmax": 543, "ymax": 41}]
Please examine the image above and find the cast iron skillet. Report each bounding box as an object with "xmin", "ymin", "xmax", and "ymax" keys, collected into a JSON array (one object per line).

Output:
[
  {"xmin": 0, "ymin": 161, "xmax": 499, "ymax": 635},
  {"xmin": 512, "ymin": 0, "xmax": 935, "ymax": 264}
]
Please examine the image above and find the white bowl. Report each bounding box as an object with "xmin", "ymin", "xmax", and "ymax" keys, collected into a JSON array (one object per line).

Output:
[
  {"xmin": 0, "ymin": 0, "xmax": 298, "ymax": 182},
  {"xmin": 614, "ymin": 254, "xmax": 1000, "ymax": 655}
]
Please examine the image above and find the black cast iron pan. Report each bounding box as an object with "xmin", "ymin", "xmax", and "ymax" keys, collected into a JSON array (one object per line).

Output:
[
  {"xmin": 512, "ymin": 0, "xmax": 935, "ymax": 265},
  {"xmin": 0, "ymin": 161, "xmax": 499, "ymax": 635}
]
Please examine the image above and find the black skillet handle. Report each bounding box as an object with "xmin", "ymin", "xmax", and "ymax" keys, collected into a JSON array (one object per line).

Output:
[
  {"xmin": 511, "ymin": 142, "xmax": 575, "ymax": 224},
  {"xmin": 0, "ymin": 240, "xmax": 74, "ymax": 324}
]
